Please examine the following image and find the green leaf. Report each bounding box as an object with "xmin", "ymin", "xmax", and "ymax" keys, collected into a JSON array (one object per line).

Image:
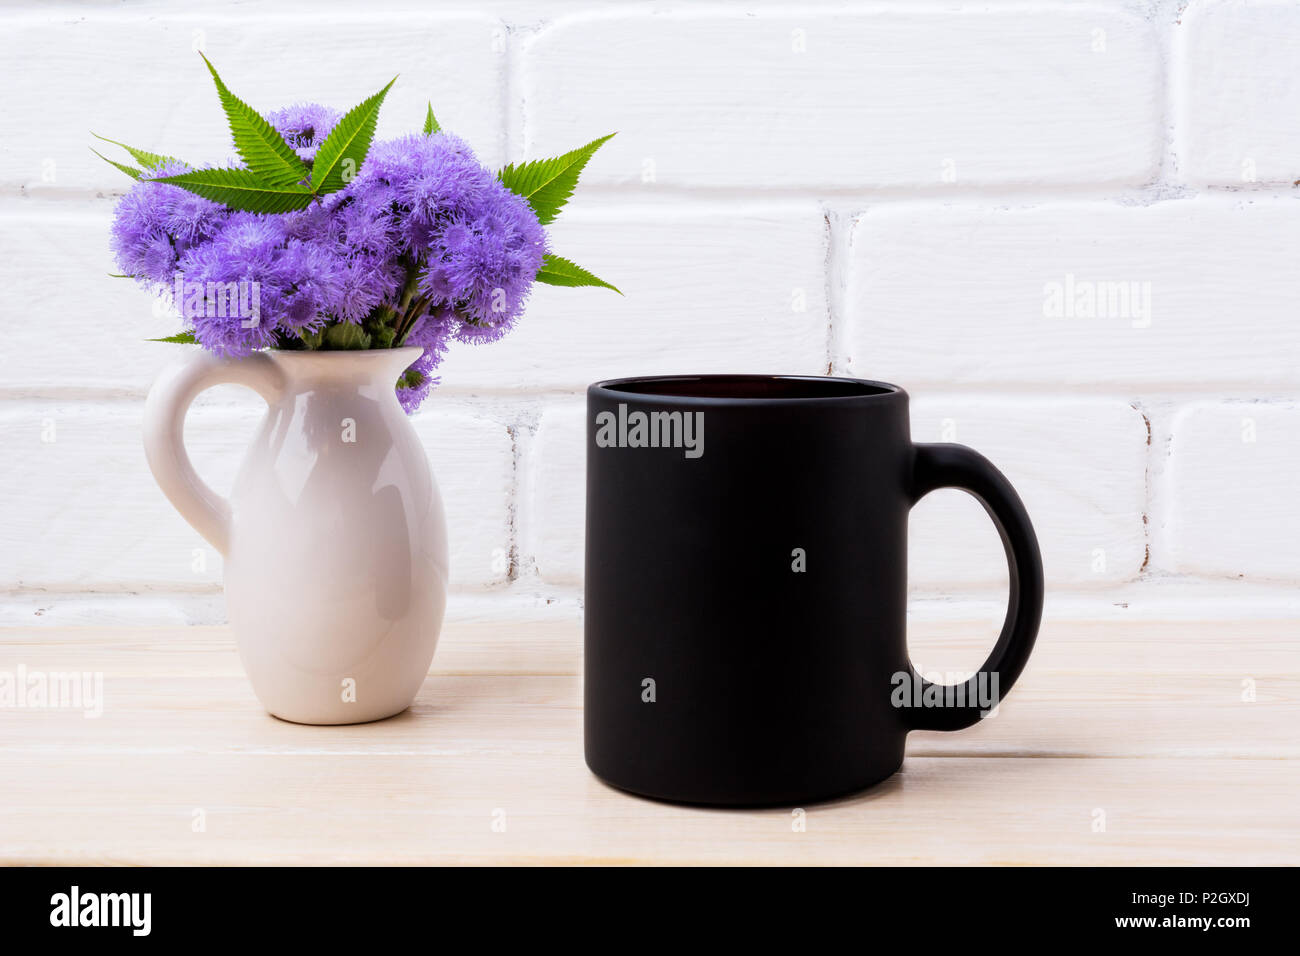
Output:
[
  {"xmin": 398, "ymin": 367, "xmax": 426, "ymax": 390},
  {"xmin": 148, "ymin": 331, "xmax": 198, "ymax": 344},
  {"xmin": 321, "ymin": 322, "xmax": 371, "ymax": 350},
  {"xmin": 108, "ymin": 273, "xmax": 134, "ymax": 279},
  {"xmin": 534, "ymin": 253, "xmax": 621, "ymax": 294},
  {"xmin": 364, "ymin": 308, "xmax": 398, "ymax": 349},
  {"xmin": 423, "ymin": 103, "xmax": 440, "ymax": 136},
  {"xmin": 497, "ymin": 133, "xmax": 615, "ymax": 225},
  {"xmin": 90, "ymin": 148, "xmax": 142, "ymax": 181},
  {"xmin": 311, "ymin": 77, "xmax": 397, "ymax": 196},
  {"xmin": 199, "ymin": 53, "xmax": 308, "ymax": 188},
  {"xmin": 90, "ymin": 133, "xmax": 179, "ymax": 171},
  {"xmin": 150, "ymin": 167, "xmax": 314, "ymax": 214}
]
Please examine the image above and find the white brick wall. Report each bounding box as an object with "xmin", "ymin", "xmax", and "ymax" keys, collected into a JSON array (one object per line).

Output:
[
  {"xmin": 0, "ymin": 401, "xmax": 512, "ymax": 592},
  {"xmin": 844, "ymin": 197, "xmax": 1300, "ymax": 389},
  {"xmin": 1165, "ymin": 402, "xmax": 1300, "ymax": 580},
  {"xmin": 908, "ymin": 399, "xmax": 1149, "ymax": 588},
  {"xmin": 522, "ymin": 8, "xmax": 1163, "ymax": 188},
  {"xmin": 1178, "ymin": 0, "xmax": 1300, "ymax": 185},
  {"xmin": 0, "ymin": 11, "xmax": 507, "ymax": 193},
  {"xmin": 524, "ymin": 402, "xmax": 586, "ymax": 586},
  {"xmin": 438, "ymin": 203, "xmax": 830, "ymax": 389},
  {"xmin": 2, "ymin": 0, "xmax": 1297, "ymax": 623}
]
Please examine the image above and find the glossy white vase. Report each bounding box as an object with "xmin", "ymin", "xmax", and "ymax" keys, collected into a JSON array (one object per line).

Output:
[{"xmin": 143, "ymin": 346, "xmax": 448, "ymax": 724}]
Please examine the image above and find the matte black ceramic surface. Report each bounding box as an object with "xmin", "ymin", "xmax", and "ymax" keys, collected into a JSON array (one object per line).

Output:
[{"xmin": 584, "ymin": 375, "xmax": 1043, "ymax": 806}]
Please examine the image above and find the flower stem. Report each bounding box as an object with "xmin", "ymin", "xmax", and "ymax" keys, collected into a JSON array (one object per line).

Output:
[
  {"xmin": 392, "ymin": 257, "xmax": 424, "ymax": 344},
  {"xmin": 395, "ymin": 294, "xmax": 432, "ymax": 345}
]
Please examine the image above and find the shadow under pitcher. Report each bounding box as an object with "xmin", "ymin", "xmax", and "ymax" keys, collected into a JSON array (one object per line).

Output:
[{"xmin": 583, "ymin": 374, "xmax": 1044, "ymax": 806}]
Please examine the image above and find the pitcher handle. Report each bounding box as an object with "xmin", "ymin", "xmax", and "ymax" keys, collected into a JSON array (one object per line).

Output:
[{"xmin": 142, "ymin": 349, "xmax": 285, "ymax": 556}]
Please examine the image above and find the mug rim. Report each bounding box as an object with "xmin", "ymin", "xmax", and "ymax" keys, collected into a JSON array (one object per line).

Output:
[{"xmin": 589, "ymin": 373, "xmax": 907, "ymax": 405}]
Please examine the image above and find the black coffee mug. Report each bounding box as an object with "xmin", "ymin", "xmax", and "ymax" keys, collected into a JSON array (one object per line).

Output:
[{"xmin": 583, "ymin": 374, "xmax": 1043, "ymax": 806}]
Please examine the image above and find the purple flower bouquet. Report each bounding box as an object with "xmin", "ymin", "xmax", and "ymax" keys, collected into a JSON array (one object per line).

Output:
[{"xmin": 99, "ymin": 57, "xmax": 617, "ymax": 412}]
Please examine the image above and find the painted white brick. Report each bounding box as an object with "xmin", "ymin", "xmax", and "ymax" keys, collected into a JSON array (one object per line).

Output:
[
  {"xmin": 0, "ymin": 402, "xmax": 511, "ymax": 591},
  {"xmin": 1178, "ymin": 0, "xmax": 1300, "ymax": 185},
  {"xmin": 525, "ymin": 398, "xmax": 1148, "ymax": 590},
  {"xmin": 410, "ymin": 411, "xmax": 514, "ymax": 589},
  {"xmin": 1166, "ymin": 402, "xmax": 1300, "ymax": 580},
  {"xmin": 909, "ymin": 398, "xmax": 1148, "ymax": 589},
  {"xmin": 0, "ymin": 12, "xmax": 505, "ymax": 191},
  {"xmin": 438, "ymin": 204, "xmax": 829, "ymax": 390},
  {"xmin": 0, "ymin": 203, "xmax": 178, "ymax": 394},
  {"xmin": 845, "ymin": 197, "xmax": 1300, "ymax": 389},
  {"xmin": 523, "ymin": 9, "xmax": 1161, "ymax": 188},
  {"xmin": 523, "ymin": 402, "xmax": 585, "ymax": 586},
  {"xmin": 1, "ymin": 402, "xmax": 246, "ymax": 591},
  {"xmin": 4, "ymin": 0, "xmax": 1297, "ymax": 619}
]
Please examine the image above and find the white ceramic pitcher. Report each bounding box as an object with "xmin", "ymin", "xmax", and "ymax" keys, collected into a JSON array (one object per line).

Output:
[{"xmin": 143, "ymin": 346, "xmax": 448, "ymax": 724}]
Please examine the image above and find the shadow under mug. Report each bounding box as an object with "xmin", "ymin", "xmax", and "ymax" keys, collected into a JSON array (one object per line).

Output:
[{"xmin": 583, "ymin": 374, "xmax": 1044, "ymax": 806}]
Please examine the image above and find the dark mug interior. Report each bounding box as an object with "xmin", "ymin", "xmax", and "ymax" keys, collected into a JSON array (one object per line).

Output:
[{"xmin": 596, "ymin": 373, "xmax": 898, "ymax": 400}]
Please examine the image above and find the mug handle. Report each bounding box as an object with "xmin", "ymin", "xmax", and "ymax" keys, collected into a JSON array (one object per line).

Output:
[
  {"xmin": 903, "ymin": 443, "xmax": 1044, "ymax": 731},
  {"xmin": 142, "ymin": 350, "xmax": 284, "ymax": 556}
]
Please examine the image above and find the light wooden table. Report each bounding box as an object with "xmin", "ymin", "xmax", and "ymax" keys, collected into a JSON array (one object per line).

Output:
[{"xmin": 1, "ymin": 616, "xmax": 1296, "ymax": 865}]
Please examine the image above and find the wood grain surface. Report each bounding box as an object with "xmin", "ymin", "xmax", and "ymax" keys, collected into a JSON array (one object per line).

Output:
[{"xmin": 0, "ymin": 616, "xmax": 1295, "ymax": 865}]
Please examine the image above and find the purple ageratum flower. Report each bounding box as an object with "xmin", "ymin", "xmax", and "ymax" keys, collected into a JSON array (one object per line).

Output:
[
  {"xmin": 396, "ymin": 305, "xmax": 456, "ymax": 413},
  {"xmin": 263, "ymin": 103, "xmax": 341, "ymax": 164},
  {"xmin": 333, "ymin": 130, "xmax": 546, "ymax": 347},
  {"xmin": 116, "ymin": 116, "xmax": 550, "ymax": 412},
  {"xmin": 270, "ymin": 239, "xmax": 350, "ymax": 330},
  {"xmin": 177, "ymin": 213, "xmax": 350, "ymax": 355},
  {"xmin": 270, "ymin": 190, "xmax": 403, "ymax": 327},
  {"xmin": 345, "ymin": 133, "xmax": 497, "ymax": 251},
  {"xmin": 317, "ymin": 188, "xmax": 404, "ymax": 323},
  {"xmin": 176, "ymin": 213, "xmax": 285, "ymax": 356},
  {"xmin": 345, "ymin": 135, "xmax": 546, "ymax": 339},
  {"xmin": 432, "ymin": 177, "xmax": 547, "ymax": 342},
  {"xmin": 110, "ymin": 160, "xmax": 229, "ymax": 284}
]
